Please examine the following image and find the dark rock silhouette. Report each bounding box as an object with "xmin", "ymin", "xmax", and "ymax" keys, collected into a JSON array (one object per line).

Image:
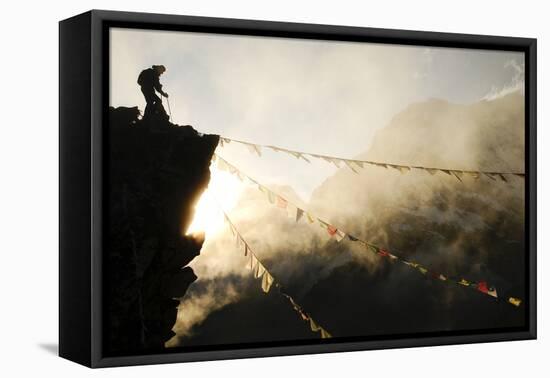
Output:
[{"xmin": 105, "ymin": 106, "xmax": 218, "ymax": 356}]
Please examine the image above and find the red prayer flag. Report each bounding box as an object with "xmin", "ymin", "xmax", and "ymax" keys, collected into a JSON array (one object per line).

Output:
[
  {"xmin": 276, "ymin": 196, "xmax": 288, "ymax": 209},
  {"xmin": 377, "ymin": 249, "xmax": 390, "ymax": 257},
  {"xmin": 327, "ymin": 225, "xmax": 338, "ymax": 236},
  {"xmin": 477, "ymin": 281, "xmax": 489, "ymax": 294}
]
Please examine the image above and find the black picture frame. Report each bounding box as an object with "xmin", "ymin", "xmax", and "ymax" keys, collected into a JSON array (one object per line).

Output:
[{"xmin": 59, "ymin": 9, "xmax": 537, "ymax": 368}]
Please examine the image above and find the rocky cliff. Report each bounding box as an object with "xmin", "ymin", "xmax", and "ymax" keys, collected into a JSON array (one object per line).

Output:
[{"xmin": 105, "ymin": 107, "xmax": 219, "ymax": 356}]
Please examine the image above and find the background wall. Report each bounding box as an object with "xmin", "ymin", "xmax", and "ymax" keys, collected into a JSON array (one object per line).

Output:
[{"xmin": 0, "ymin": 0, "xmax": 547, "ymax": 376}]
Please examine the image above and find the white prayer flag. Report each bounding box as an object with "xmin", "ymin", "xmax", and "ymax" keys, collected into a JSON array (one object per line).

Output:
[
  {"xmin": 287, "ymin": 203, "xmax": 298, "ymax": 220},
  {"xmin": 245, "ymin": 143, "xmax": 262, "ymax": 157},
  {"xmin": 217, "ymin": 158, "xmax": 228, "ymax": 172},
  {"xmin": 335, "ymin": 229, "xmax": 346, "ymax": 242}
]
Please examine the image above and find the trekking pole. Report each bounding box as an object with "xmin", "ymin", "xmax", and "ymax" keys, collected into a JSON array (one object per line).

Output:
[{"xmin": 166, "ymin": 96, "xmax": 172, "ymax": 122}]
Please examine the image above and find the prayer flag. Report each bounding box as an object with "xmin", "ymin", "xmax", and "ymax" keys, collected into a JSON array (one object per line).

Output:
[
  {"xmin": 255, "ymin": 262, "xmax": 266, "ymax": 279},
  {"xmin": 390, "ymin": 165, "xmax": 410, "ymax": 173},
  {"xmin": 508, "ymin": 297, "xmax": 521, "ymax": 307},
  {"xmin": 287, "ymin": 203, "xmax": 298, "ymax": 220},
  {"xmin": 367, "ymin": 244, "xmax": 378, "ymax": 254},
  {"xmin": 289, "ymin": 151, "xmax": 310, "ymax": 163},
  {"xmin": 418, "ymin": 266, "xmax": 428, "ymax": 275},
  {"xmin": 335, "ymin": 229, "xmax": 346, "ymax": 242},
  {"xmin": 467, "ymin": 171, "xmax": 480, "ymax": 179},
  {"xmin": 310, "ymin": 318, "xmax": 321, "ymax": 332},
  {"xmin": 452, "ymin": 171, "xmax": 463, "ymax": 182},
  {"xmin": 306, "ymin": 213, "xmax": 316, "ymax": 224},
  {"xmin": 327, "ymin": 224, "xmax": 337, "ymax": 236},
  {"xmin": 488, "ymin": 286, "xmax": 498, "ymax": 298},
  {"xmin": 353, "ymin": 160, "xmax": 364, "ymax": 169},
  {"xmin": 296, "ymin": 208, "xmax": 304, "ymax": 222},
  {"xmin": 246, "ymin": 254, "xmax": 255, "ymax": 270},
  {"xmin": 344, "ymin": 160, "xmax": 359, "ymax": 173},
  {"xmin": 276, "ymin": 196, "xmax": 288, "ymax": 209},
  {"xmin": 425, "ymin": 168, "xmax": 438, "ymax": 175},
  {"xmin": 377, "ymin": 249, "xmax": 390, "ymax": 258},
  {"xmin": 348, "ymin": 234, "xmax": 359, "ymax": 241},
  {"xmin": 217, "ymin": 158, "xmax": 228, "ymax": 172},
  {"xmin": 261, "ymin": 272, "xmax": 274, "ymax": 293},
  {"xmin": 477, "ymin": 281, "xmax": 489, "ymax": 294},
  {"xmin": 330, "ymin": 158, "xmax": 342, "ymax": 168},
  {"xmin": 459, "ymin": 278, "xmax": 470, "ymax": 286},
  {"xmin": 320, "ymin": 329, "xmax": 332, "ymax": 339},
  {"xmin": 246, "ymin": 143, "xmax": 262, "ymax": 156},
  {"xmin": 267, "ymin": 191, "xmax": 276, "ymax": 204}
]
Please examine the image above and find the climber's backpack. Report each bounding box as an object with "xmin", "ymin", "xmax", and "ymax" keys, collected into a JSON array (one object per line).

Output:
[{"xmin": 137, "ymin": 69, "xmax": 148, "ymax": 86}]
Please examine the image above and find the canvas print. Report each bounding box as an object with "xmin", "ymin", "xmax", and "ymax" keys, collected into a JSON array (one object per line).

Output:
[{"xmin": 106, "ymin": 27, "xmax": 526, "ymax": 357}]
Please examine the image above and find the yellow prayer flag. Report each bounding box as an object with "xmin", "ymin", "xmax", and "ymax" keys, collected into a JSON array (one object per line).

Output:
[
  {"xmin": 344, "ymin": 160, "xmax": 359, "ymax": 173},
  {"xmin": 255, "ymin": 262, "xmax": 266, "ymax": 279},
  {"xmin": 310, "ymin": 318, "xmax": 321, "ymax": 332},
  {"xmin": 267, "ymin": 191, "xmax": 276, "ymax": 204},
  {"xmin": 261, "ymin": 272, "xmax": 274, "ymax": 293},
  {"xmin": 320, "ymin": 328, "xmax": 332, "ymax": 339},
  {"xmin": 508, "ymin": 297, "xmax": 522, "ymax": 307}
]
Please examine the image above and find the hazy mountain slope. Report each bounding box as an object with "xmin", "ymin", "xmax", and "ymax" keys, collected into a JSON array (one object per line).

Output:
[{"xmin": 175, "ymin": 92, "xmax": 526, "ymax": 347}]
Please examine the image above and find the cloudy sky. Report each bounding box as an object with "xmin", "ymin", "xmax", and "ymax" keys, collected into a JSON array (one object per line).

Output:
[{"xmin": 110, "ymin": 27, "xmax": 524, "ymax": 200}]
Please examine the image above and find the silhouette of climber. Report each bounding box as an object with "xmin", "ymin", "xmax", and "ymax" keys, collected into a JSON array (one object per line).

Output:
[{"xmin": 137, "ymin": 65, "xmax": 169, "ymax": 119}]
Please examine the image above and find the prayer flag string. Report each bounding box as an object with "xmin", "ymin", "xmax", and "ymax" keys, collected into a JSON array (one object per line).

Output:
[
  {"xmin": 214, "ymin": 153, "xmax": 523, "ymax": 308},
  {"xmin": 216, "ymin": 199, "xmax": 333, "ymax": 339},
  {"xmin": 217, "ymin": 137, "xmax": 525, "ymax": 181}
]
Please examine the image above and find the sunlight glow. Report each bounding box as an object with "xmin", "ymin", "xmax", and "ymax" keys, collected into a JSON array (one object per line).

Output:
[{"xmin": 186, "ymin": 160, "xmax": 244, "ymax": 236}]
